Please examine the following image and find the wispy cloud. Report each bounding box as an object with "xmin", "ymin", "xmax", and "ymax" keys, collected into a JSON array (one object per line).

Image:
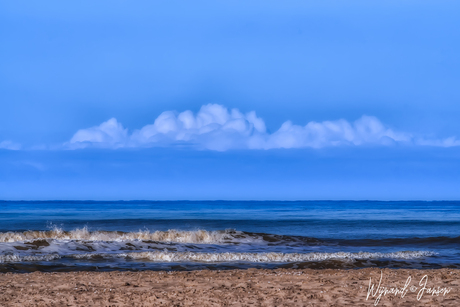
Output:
[
  {"xmin": 65, "ymin": 104, "xmax": 460, "ymax": 151},
  {"xmin": 0, "ymin": 140, "xmax": 21, "ymax": 150}
]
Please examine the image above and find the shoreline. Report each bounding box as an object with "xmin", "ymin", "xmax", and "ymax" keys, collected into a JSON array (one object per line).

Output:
[{"xmin": 1, "ymin": 268, "xmax": 458, "ymax": 306}]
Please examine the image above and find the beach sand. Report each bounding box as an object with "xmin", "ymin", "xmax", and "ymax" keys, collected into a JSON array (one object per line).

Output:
[{"xmin": 0, "ymin": 268, "xmax": 458, "ymax": 306}]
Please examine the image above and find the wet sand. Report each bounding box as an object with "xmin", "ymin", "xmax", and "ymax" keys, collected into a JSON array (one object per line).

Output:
[{"xmin": 0, "ymin": 268, "xmax": 458, "ymax": 306}]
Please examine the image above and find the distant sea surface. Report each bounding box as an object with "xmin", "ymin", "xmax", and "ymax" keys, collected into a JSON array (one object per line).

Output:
[{"xmin": 0, "ymin": 201, "xmax": 459, "ymax": 272}]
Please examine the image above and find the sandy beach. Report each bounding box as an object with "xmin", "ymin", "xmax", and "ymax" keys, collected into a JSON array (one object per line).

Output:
[{"xmin": 0, "ymin": 268, "xmax": 458, "ymax": 306}]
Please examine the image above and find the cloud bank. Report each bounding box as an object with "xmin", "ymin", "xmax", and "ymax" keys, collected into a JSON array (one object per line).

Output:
[{"xmin": 66, "ymin": 104, "xmax": 460, "ymax": 151}]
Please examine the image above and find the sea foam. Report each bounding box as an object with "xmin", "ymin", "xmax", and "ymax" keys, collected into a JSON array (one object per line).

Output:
[
  {"xmin": 0, "ymin": 250, "xmax": 435, "ymax": 263},
  {"xmin": 70, "ymin": 250, "xmax": 436, "ymax": 263}
]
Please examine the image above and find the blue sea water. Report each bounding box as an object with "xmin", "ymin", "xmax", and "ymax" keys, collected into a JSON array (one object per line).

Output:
[{"xmin": 0, "ymin": 201, "xmax": 459, "ymax": 272}]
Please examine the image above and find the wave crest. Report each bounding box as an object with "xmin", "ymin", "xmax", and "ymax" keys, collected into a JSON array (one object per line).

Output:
[{"xmin": 0, "ymin": 228, "xmax": 241, "ymax": 244}]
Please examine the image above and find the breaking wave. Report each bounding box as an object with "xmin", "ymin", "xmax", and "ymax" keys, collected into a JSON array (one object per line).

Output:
[
  {"xmin": 0, "ymin": 227, "xmax": 325, "ymax": 246},
  {"xmin": 0, "ymin": 228, "xmax": 246, "ymax": 244}
]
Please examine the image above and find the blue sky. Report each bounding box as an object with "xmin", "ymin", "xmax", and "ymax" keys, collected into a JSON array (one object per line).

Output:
[{"xmin": 1, "ymin": 1, "xmax": 460, "ymax": 199}]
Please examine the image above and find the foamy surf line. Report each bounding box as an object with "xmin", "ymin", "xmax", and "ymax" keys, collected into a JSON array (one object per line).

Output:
[{"xmin": 0, "ymin": 251, "xmax": 436, "ymax": 264}]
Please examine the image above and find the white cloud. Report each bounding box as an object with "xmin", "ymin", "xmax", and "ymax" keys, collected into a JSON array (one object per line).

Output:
[
  {"xmin": 66, "ymin": 104, "xmax": 460, "ymax": 151},
  {"xmin": 0, "ymin": 140, "xmax": 21, "ymax": 150},
  {"xmin": 129, "ymin": 104, "xmax": 266, "ymax": 151},
  {"xmin": 67, "ymin": 118, "xmax": 128, "ymax": 149},
  {"xmin": 260, "ymin": 115, "xmax": 411, "ymax": 149}
]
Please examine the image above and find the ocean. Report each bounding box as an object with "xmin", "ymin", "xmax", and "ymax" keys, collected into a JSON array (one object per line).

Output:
[{"xmin": 0, "ymin": 201, "xmax": 458, "ymax": 272}]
